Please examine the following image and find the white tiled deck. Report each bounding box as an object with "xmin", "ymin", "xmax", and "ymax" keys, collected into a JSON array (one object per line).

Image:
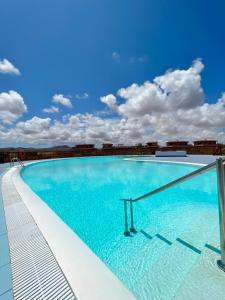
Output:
[{"xmin": 1, "ymin": 166, "xmax": 76, "ymax": 300}]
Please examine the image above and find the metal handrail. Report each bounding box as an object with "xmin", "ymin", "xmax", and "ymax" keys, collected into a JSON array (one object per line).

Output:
[
  {"xmin": 133, "ymin": 160, "xmax": 219, "ymax": 202},
  {"xmin": 121, "ymin": 157, "xmax": 225, "ymax": 272},
  {"xmin": 10, "ymin": 157, "xmax": 24, "ymax": 167},
  {"xmin": 121, "ymin": 160, "xmax": 219, "ymax": 235},
  {"xmin": 121, "ymin": 160, "xmax": 219, "ymax": 204}
]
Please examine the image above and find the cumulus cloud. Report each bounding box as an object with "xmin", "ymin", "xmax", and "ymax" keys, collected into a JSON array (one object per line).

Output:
[
  {"xmin": 52, "ymin": 94, "xmax": 72, "ymax": 108},
  {"xmin": 43, "ymin": 106, "xmax": 59, "ymax": 114},
  {"xmin": 75, "ymin": 93, "xmax": 89, "ymax": 100},
  {"xmin": 2, "ymin": 59, "xmax": 225, "ymax": 146},
  {"xmin": 15, "ymin": 117, "xmax": 51, "ymax": 135},
  {"xmin": 0, "ymin": 91, "xmax": 27, "ymax": 124},
  {"xmin": 99, "ymin": 59, "xmax": 225, "ymax": 142},
  {"xmin": 0, "ymin": 114, "xmax": 146, "ymax": 145},
  {"xmin": 100, "ymin": 94, "xmax": 118, "ymax": 111},
  {"xmin": 0, "ymin": 59, "xmax": 20, "ymax": 75},
  {"xmin": 115, "ymin": 59, "xmax": 204, "ymax": 118}
]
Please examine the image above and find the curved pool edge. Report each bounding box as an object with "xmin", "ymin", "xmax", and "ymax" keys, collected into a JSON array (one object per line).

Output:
[
  {"xmin": 6, "ymin": 165, "xmax": 137, "ymax": 300},
  {"xmin": 123, "ymin": 158, "xmax": 206, "ymax": 167}
]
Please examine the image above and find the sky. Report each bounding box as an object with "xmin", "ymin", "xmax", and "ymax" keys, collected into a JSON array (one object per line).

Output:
[{"xmin": 1, "ymin": 0, "xmax": 225, "ymax": 147}]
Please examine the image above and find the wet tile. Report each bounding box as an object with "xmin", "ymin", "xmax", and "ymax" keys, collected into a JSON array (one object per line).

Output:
[
  {"xmin": 0, "ymin": 289, "xmax": 13, "ymax": 300},
  {"xmin": 0, "ymin": 264, "xmax": 12, "ymax": 296},
  {"xmin": 0, "ymin": 235, "xmax": 10, "ymax": 267}
]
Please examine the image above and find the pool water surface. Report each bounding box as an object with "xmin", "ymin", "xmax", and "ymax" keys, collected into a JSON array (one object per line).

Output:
[{"xmin": 21, "ymin": 156, "xmax": 219, "ymax": 300}]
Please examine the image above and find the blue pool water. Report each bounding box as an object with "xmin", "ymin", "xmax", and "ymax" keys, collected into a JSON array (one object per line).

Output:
[{"xmin": 21, "ymin": 156, "xmax": 219, "ymax": 299}]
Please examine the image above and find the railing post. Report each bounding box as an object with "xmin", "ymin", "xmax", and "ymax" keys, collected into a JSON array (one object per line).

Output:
[
  {"xmin": 123, "ymin": 200, "xmax": 130, "ymax": 236},
  {"xmin": 129, "ymin": 200, "xmax": 136, "ymax": 233},
  {"xmin": 216, "ymin": 158, "xmax": 225, "ymax": 271}
]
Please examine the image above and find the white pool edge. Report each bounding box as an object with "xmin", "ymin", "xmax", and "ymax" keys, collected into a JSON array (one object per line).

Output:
[
  {"xmin": 10, "ymin": 165, "xmax": 136, "ymax": 300},
  {"xmin": 123, "ymin": 158, "xmax": 206, "ymax": 166}
]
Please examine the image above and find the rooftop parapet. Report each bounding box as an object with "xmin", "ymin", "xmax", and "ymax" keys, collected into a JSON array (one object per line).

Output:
[
  {"xmin": 146, "ymin": 141, "xmax": 159, "ymax": 147},
  {"xmin": 166, "ymin": 141, "xmax": 189, "ymax": 146},
  {"xmin": 102, "ymin": 143, "xmax": 113, "ymax": 149},
  {"xmin": 74, "ymin": 144, "xmax": 95, "ymax": 149},
  {"xmin": 193, "ymin": 140, "xmax": 217, "ymax": 146}
]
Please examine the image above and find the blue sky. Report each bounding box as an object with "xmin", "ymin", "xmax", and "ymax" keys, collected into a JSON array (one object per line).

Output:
[{"xmin": 1, "ymin": 0, "xmax": 225, "ymax": 147}]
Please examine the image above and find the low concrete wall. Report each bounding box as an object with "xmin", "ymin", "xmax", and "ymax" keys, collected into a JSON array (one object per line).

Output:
[{"xmin": 1, "ymin": 143, "xmax": 224, "ymax": 164}]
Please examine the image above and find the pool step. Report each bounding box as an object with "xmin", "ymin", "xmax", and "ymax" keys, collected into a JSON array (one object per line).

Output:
[
  {"xmin": 111, "ymin": 206, "xmax": 210, "ymax": 298},
  {"xmin": 174, "ymin": 224, "xmax": 224, "ymax": 299},
  {"xmin": 120, "ymin": 233, "xmax": 171, "ymax": 292},
  {"xmin": 135, "ymin": 240, "xmax": 200, "ymax": 300},
  {"xmin": 133, "ymin": 207, "xmax": 218, "ymax": 300},
  {"xmin": 108, "ymin": 204, "xmax": 198, "ymax": 283}
]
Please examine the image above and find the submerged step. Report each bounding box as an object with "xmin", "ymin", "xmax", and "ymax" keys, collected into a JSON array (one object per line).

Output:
[
  {"xmin": 133, "ymin": 206, "xmax": 217, "ymax": 300},
  {"xmin": 176, "ymin": 238, "xmax": 201, "ymax": 254},
  {"xmin": 174, "ymin": 248, "xmax": 223, "ymax": 299},
  {"xmin": 121, "ymin": 234, "xmax": 171, "ymax": 291},
  {"xmin": 134, "ymin": 240, "xmax": 200, "ymax": 300},
  {"xmin": 174, "ymin": 224, "xmax": 223, "ymax": 299}
]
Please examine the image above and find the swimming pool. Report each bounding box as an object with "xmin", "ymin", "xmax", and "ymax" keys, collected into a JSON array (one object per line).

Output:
[{"xmin": 21, "ymin": 156, "xmax": 219, "ymax": 300}]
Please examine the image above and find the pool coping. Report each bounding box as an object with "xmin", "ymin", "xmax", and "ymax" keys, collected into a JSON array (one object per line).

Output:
[
  {"xmin": 123, "ymin": 158, "xmax": 206, "ymax": 167},
  {"xmin": 4, "ymin": 163, "xmax": 136, "ymax": 300}
]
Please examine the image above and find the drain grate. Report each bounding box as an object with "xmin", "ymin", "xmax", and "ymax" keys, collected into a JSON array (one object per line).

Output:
[{"xmin": 2, "ymin": 170, "xmax": 77, "ymax": 300}]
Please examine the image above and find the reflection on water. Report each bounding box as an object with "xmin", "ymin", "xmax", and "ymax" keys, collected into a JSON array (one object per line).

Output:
[
  {"xmin": 22, "ymin": 157, "xmax": 216, "ymax": 197},
  {"xmin": 22, "ymin": 156, "xmax": 217, "ymax": 245}
]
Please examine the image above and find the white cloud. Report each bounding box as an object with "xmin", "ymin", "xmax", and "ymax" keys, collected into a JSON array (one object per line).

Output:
[
  {"xmin": 43, "ymin": 106, "xmax": 59, "ymax": 113},
  {"xmin": 0, "ymin": 91, "xmax": 27, "ymax": 124},
  {"xmin": 52, "ymin": 94, "xmax": 72, "ymax": 108},
  {"xmin": 75, "ymin": 93, "xmax": 89, "ymax": 100},
  {"xmin": 0, "ymin": 114, "xmax": 143, "ymax": 145},
  {"xmin": 99, "ymin": 59, "xmax": 225, "ymax": 142},
  {"xmin": 113, "ymin": 52, "xmax": 148, "ymax": 64},
  {"xmin": 115, "ymin": 59, "xmax": 204, "ymax": 118},
  {"xmin": 129, "ymin": 55, "xmax": 148, "ymax": 64},
  {"xmin": 100, "ymin": 94, "xmax": 118, "ymax": 111},
  {"xmin": 0, "ymin": 59, "xmax": 20, "ymax": 75},
  {"xmin": 112, "ymin": 51, "xmax": 120, "ymax": 62},
  {"xmin": 15, "ymin": 117, "xmax": 51, "ymax": 135},
  {"xmin": 2, "ymin": 59, "xmax": 225, "ymax": 146}
]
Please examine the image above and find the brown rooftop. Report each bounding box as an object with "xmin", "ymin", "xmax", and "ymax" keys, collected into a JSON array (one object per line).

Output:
[
  {"xmin": 74, "ymin": 144, "xmax": 95, "ymax": 149},
  {"xmin": 166, "ymin": 141, "xmax": 189, "ymax": 146},
  {"xmin": 193, "ymin": 140, "xmax": 217, "ymax": 146}
]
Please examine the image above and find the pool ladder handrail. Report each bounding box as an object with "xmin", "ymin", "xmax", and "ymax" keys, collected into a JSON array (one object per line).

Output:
[
  {"xmin": 10, "ymin": 156, "xmax": 24, "ymax": 168},
  {"xmin": 121, "ymin": 158, "xmax": 225, "ymax": 272}
]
